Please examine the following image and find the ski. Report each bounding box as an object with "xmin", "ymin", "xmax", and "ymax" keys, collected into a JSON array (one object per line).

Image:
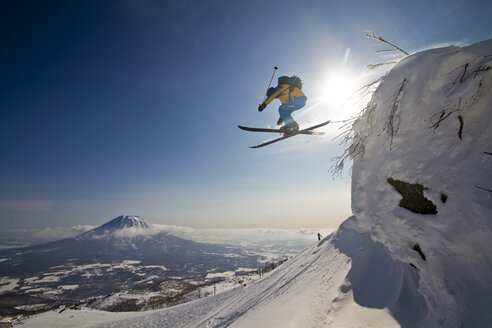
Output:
[
  {"xmin": 237, "ymin": 125, "xmax": 323, "ymax": 135},
  {"xmin": 238, "ymin": 120, "xmax": 330, "ymax": 148},
  {"xmin": 237, "ymin": 126, "xmax": 284, "ymax": 133}
]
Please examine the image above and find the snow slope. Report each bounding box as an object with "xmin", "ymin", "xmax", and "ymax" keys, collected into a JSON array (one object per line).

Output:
[
  {"xmin": 20, "ymin": 40, "xmax": 492, "ymax": 327},
  {"xmin": 19, "ymin": 232, "xmax": 398, "ymax": 328}
]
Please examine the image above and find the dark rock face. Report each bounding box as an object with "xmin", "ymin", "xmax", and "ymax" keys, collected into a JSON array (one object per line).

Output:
[{"xmin": 387, "ymin": 178, "xmax": 437, "ymax": 214}]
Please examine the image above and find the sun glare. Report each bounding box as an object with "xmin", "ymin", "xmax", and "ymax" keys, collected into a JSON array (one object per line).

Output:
[
  {"xmin": 322, "ymin": 70, "xmax": 359, "ymax": 109},
  {"xmin": 305, "ymin": 68, "xmax": 365, "ymax": 125}
]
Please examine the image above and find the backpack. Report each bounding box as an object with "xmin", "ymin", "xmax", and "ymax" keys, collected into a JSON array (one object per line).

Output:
[{"xmin": 278, "ymin": 75, "xmax": 303, "ymax": 90}]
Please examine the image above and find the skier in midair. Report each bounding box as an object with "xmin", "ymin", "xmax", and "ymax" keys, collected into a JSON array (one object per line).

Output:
[
  {"xmin": 258, "ymin": 75, "xmax": 307, "ymax": 134},
  {"xmin": 238, "ymin": 72, "xmax": 329, "ymax": 148}
]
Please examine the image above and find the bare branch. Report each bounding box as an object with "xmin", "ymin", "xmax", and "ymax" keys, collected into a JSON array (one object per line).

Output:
[
  {"xmin": 453, "ymin": 63, "xmax": 469, "ymax": 84},
  {"xmin": 329, "ymin": 104, "xmax": 376, "ymax": 178},
  {"xmin": 375, "ymin": 49, "xmax": 400, "ymax": 53},
  {"xmin": 383, "ymin": 78, "xmax": 407, "ymax": 149},
  {"xmin": 476, "ymin": 186, "xmax": 492, "ymax": 193},
  {"xmin": 365, "ymin": 30, "xmax": 409, "ymax": 56},
  {"xmin": 458, "ymin": 115, "xmax": 464, "ymax": 140},
  {"xmin": 473, "ymin": 65, "xmax": 491, "ymax": 78},
  {"xmin": 448, "ymin": 58, "xmax": 491, "ymax": 82},
  {"xmin": 432, "ymin": 58, "xmax": 491, "ymax": 132},
  {"xmin": 430, "ymin": 98, "xmax": 462, "ymax": 130},
  {"xmin": 329, "ymin": 140, "xmax": 364, "ymax": 178},
  {"xmin": 355, "ymin": 76, "xmax": 384, "ymax": 99},
  {"xmin": 367, "ymin": 62, "xmax": 398, "ymax": 70}
]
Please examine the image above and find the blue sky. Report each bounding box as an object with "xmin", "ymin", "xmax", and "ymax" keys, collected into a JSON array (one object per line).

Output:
[{"xmin": 1, "ymin": 0, "xmax": 491, "ymax": 229}]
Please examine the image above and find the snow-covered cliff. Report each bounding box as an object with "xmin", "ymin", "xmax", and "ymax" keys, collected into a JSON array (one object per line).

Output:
[{"xmin": 348, "ymin": 39, "xmax": 492, "ymax": 327}]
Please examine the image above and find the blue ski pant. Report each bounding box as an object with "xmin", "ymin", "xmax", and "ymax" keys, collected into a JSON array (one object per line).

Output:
[{"xmin": 279, "ymin": 96, "xmax": 307, "ymax": 127}]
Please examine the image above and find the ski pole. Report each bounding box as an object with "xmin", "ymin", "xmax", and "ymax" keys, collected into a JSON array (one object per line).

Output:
[{"xmin": 262, "ymin": 66, "xmax": 278, "ymax": 102}]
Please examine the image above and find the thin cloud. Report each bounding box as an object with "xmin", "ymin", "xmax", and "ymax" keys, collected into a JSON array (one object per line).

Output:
[
  {"xmin": 32, "ymin": 225, "xmax": 94, "ymax": 241},
  {"xmin": 0, "ymin": 200, "xmax": 54, "ymax": 212},
  {"xmin": 0, "ymin": 225, "xmax": 94, "ymax": 248}
]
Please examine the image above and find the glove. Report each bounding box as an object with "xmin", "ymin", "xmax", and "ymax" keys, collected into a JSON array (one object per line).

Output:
[{"xmin": 258, "ymin": 103, "xmax": 266, "ymax": 112}]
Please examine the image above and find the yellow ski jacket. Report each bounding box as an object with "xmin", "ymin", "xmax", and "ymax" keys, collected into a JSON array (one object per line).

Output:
[{"xmin": 263, "ymin": 84, "xmax": 306, "ymax": 106}]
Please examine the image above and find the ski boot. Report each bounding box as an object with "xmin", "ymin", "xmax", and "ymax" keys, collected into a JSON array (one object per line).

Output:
[{"xmin": 279, "ymin": 124, "xmax": 299, "ymax": 135}]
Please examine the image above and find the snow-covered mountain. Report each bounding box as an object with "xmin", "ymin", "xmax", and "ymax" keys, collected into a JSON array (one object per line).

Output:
[
  {"xmin": 0, "ymin": 215, "xmax": 261, "ymax": 277},
  {"xmin": 93, "ymin": 215, "xmax": 151, "ymax": 231},
  {"xmin": 16, "ymin": 40, "xmax": 492, "ymax": 327},
  {"xmin": 0, "ymin": 215, "xmax": 263, "ymax": 314}
]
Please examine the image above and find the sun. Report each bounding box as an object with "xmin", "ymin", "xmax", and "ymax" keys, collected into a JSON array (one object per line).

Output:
[
  {"xmin": 304, "ymin": 68, "xmax": 365, "ymax": 124},
  {"xmin": 321, "ymin": 69, "xmax": 359, "ymax": 109}
]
